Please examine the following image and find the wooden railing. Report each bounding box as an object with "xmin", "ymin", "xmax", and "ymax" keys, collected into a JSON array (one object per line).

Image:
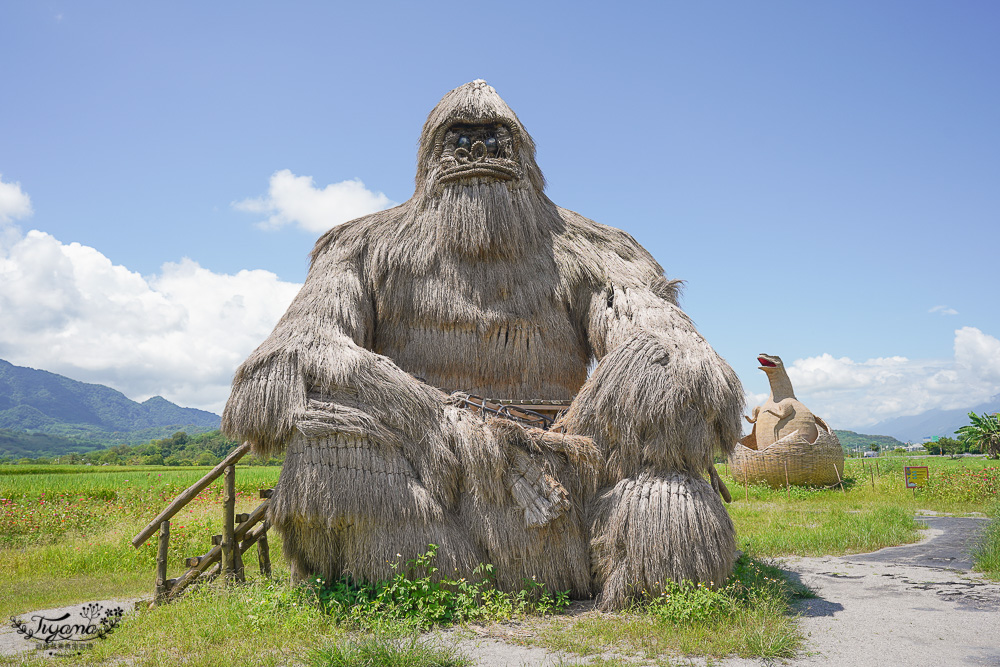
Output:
[{"xmin": 132, "ymin": 442, "xmax": 274, "ymax": 605}]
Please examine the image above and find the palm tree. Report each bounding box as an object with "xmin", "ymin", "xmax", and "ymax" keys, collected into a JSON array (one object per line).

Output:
[{"xmin": 957, "ymin": 412, "xmax": 1000, "ymax": 459}]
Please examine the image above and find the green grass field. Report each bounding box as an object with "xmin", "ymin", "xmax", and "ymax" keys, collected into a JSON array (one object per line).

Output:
[{"xmin": 1, "ymin": 455, "xmax": 997, "ymax": 666}]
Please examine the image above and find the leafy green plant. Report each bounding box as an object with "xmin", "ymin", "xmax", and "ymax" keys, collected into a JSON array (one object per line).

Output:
[
  {"xmin": 305, "ymin": 545, "xmax": 570, "ymax": 630},
  {"xmin": 958, "ymin": 412, "xmax": 1000, "ymax": 459}
]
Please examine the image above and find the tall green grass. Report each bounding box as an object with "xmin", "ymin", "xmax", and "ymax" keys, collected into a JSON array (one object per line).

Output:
[
  {"xmin": 0, "ymin": 465, "xmax": 280, "ymax": 620},
  {"xmin": 973, "ymin": 502, "xmax": 1000, "ymax": 580}
]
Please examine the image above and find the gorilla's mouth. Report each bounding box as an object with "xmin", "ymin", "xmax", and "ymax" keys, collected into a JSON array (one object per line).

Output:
[{"xmin": 437, "ymin": 160, "xmax": 519, "ymax": 184}]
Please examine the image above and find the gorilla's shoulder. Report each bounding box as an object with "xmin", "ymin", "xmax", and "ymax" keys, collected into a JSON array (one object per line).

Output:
[
  {"xmin": 309, "ymin": 204, "xmax": 409, "ymax": 265},
  {"xmin": 555, "ymin": 206, "xmax": 662, "ymax": 271}
]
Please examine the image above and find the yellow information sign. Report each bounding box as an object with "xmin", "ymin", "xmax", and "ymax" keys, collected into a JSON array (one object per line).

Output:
[{"xmin": 904, "ymin": 466, "xmax": 929, "ymax": 489}]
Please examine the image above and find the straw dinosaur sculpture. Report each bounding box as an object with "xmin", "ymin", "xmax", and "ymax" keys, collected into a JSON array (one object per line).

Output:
[
  {"xmin": 745, "ymin": 354, "xmax": 818, "ymax": 449},
  {"xmin": 223, "ymin": 80, "xmax": 744, "ymax": 610},
  {"xmin": 730, "ymin": 354, "xmax": 844, "ymax": 486}
]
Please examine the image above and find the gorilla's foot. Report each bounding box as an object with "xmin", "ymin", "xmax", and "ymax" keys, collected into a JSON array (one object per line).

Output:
[{"xmin": 589, "ymin": 471, "xmax": 736, "ymax": 611}]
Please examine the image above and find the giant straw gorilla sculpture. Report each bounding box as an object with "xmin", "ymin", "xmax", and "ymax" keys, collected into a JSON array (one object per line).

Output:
[{"xmin": 223, "ymin": 80, "xmax": 744, "ymax": 610}]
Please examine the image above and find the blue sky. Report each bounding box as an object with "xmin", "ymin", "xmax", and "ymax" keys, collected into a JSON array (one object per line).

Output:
[{"xmin": 1, "ymin": 2, "xmax": 998, "ymax": 431}]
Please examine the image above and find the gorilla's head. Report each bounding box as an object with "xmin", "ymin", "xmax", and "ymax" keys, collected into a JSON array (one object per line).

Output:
[
  {"xmin": 416, "ymin": 80, "xmax": 546, "ymax": 198},
  {"xmin": 409, "ymin": 81, "xmax": 556, "ymax": 259}
]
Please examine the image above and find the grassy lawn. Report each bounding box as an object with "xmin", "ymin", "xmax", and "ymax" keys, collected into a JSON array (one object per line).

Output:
[
  {"xmin": 1, "ymin": 455, "xmax": 997, "ymax": 665},
  {"xmin": 725, "ymin": 456, "xmax": 1000, "ymax": 557}
]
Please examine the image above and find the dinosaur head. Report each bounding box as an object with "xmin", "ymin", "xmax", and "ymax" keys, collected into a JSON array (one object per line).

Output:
[{"xmin": 757, "ymin": 353, "xmax": 784, "ymax": 372}]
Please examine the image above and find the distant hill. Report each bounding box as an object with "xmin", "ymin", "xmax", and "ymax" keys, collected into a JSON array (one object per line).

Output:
[
  {"xmin": 834, "ymin": 430, "xmax": 905, "ymax": 452},
  {"xmin": 0, "ymin": 428, "xmax": 107, "ymax": 459},
  {"xmin": 0, "ymin": 358, "xmax": 220, "ymax": 455},
  {"xmin": 862, "ymin": 395, "xmax": 1000, "ymax": 443}
]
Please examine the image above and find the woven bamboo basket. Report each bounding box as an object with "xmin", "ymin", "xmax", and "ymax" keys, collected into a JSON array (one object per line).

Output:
[{"xmin": 728, "ymin": 418, "xmax": 845, "ymax": 487}]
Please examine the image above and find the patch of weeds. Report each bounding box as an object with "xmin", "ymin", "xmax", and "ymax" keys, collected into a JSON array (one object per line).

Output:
[
  {"xmin": 305, "ymin": 545, "xmax": 571, "ymax": 630},
  {"xmin": 309, "ymin": 635, "xmax": 471, "ymax": 667},
  {"xmin": 643, "ymin": 553, "xmax": 814, "ymax": 624},
  {"xmin": 537, "ymin": 553, "xmax": 805, "ymax": 660}
]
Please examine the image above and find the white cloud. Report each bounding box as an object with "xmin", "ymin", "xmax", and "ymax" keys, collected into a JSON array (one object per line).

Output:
[
  {"xmin": 779, "ymin": 329, "xmax": 1000, "ymax": 429},
  {"xmin": 0, "ymin": 229, "xmax": 301, "ymax": 414},
  {"xmin": 929, "ymin": 305, "xmax": 958, "ymax": 316},
  {"xmin": 955, "ymin": 325, "xmax": 1000, "ymax": 381},
  {"xmin": 233, "ymin": 169, "xmax": 395, "ymax": 233},
  {"xmin": 0, "ymin": 175, "xmax": 33, "ymax": 223}
]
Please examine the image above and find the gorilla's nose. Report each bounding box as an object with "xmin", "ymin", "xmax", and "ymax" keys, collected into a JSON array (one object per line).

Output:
[{"xmin": 470, "ymin": 141, "xmax": 487, "ymax": 161}]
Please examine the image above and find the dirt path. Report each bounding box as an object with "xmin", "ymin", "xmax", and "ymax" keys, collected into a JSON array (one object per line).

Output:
[{"xmin": 766, "ymin": 516, "xmax": 1000, "ymax": 667}]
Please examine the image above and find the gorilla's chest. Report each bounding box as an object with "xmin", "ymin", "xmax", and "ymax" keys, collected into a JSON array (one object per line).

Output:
[{"xmin": 370, "ymin": 258, "xmax": 588, "ymax": 399}]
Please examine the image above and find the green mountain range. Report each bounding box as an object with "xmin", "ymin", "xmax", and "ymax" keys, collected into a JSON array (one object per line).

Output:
[
  {"xmin": 0, "ymin": 358, "xmax": 221, "ymax": 457},
  {"xmin": 833, "ymin": 430, "xmax": 905, "ymax": 451}
]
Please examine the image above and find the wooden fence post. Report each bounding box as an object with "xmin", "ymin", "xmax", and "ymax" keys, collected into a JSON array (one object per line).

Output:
[
  {"xmin": 834, "ymin": 463, "xmax": 846, "ymax": 493},
  {"xmin": 784, "ymin": 460, "xmax": 791, "ymax": 498},
  {"xmin": 258, "ymin": 530, "xmax": 272, "ymax": 578},
  {"xmin": 222, "ymin": 465, "xmax": 237, "ymax": 581},
  {"xmin": 155, "ymin": 520, "xmax": 170, "ymax": 604}
]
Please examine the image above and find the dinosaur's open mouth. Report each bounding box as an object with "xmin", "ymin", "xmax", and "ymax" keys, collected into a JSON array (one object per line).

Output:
[{"xmin": 757, "ymin": 356, "xmax": 777, "ymax": 368}]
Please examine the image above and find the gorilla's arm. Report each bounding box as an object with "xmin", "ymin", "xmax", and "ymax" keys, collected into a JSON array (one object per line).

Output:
[
  {"xmin": 222, "ymin": 234, "xmax": 448, "ymax": 461},
  {"xmin": 558, "ymin": 217, "xmax": 743, "ymax": 484}
]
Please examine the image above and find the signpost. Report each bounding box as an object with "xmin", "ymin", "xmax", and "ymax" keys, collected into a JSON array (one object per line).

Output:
[{"xmin": 904, "ymin": 466, "xmax": 929, "ymax": 495}]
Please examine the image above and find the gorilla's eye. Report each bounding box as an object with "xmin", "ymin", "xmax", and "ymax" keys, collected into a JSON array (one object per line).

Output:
[
  {"xmin": 457, "ymin": 136, "xmax": 471, "ymax": 149},
  {"xmin": 485, "ymin": 136, "xmax": 497, "ymax": 152}
]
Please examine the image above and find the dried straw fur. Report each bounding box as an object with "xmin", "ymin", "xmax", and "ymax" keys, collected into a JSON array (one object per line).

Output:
[{"xmin": 223, "ymin": 80, "xmax": 743, "ymax": 609}]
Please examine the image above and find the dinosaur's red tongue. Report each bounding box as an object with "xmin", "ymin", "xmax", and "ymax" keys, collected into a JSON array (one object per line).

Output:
[{"xmin": 758, "ymin": 357, "xmax": 777, "ymax": 367}]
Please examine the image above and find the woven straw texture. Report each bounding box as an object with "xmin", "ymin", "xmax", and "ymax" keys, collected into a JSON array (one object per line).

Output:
[{"xmin": 729, "ymin": 421, "xmax": 845, "ymax": 487}]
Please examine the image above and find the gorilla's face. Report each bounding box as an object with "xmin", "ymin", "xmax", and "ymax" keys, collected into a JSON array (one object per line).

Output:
[
  {"xmin": 407, "ymin": 81, "xmax": 555, "ymax": 258},
  {"xmin": 436, "ymin": 121, "xmax": 522, "ymax": 186}
]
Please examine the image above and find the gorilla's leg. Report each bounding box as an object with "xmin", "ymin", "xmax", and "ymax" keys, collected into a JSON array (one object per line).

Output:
[
  {"xmin": 268, "ymin": 432, "xmax": 483, "ymax": 584},
  {"xmin": 588, "ymin": 472, "xmax": 736, "ymax": 611}
]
